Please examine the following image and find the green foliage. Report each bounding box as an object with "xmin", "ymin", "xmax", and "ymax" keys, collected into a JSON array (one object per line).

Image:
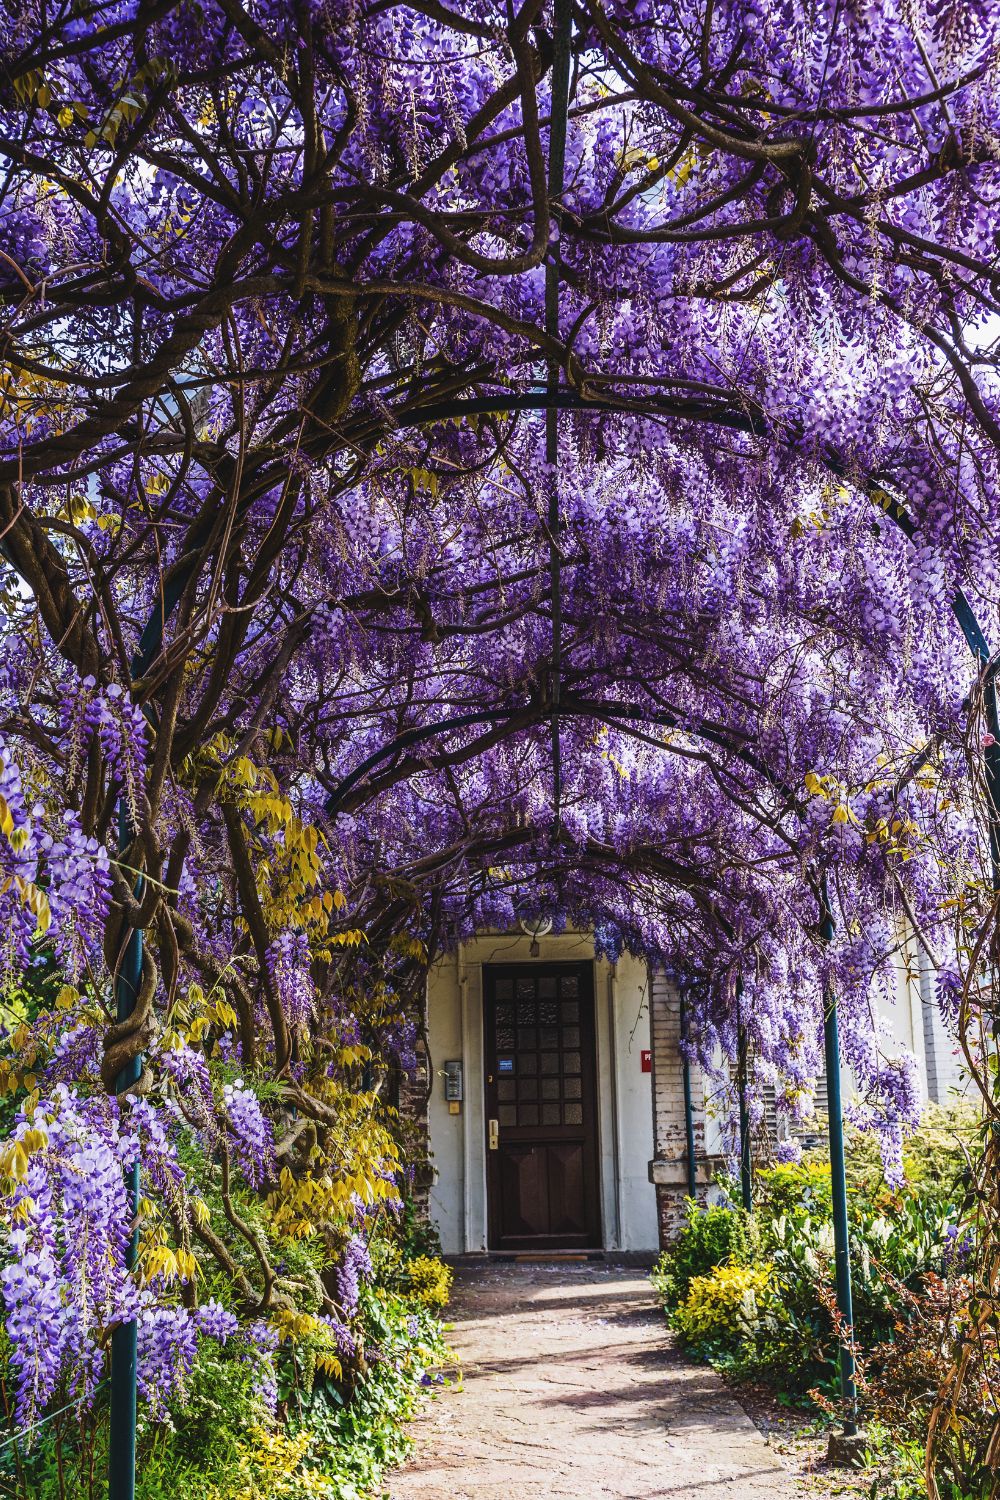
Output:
[
  {"xmin": 1, "ymin": 1235, "xmax": 452, "ymax": 1500},
  {"xmin": 859, "ymin": 1270, "xmax": 994, "ymax": 1500},
  {"xmin": 286, "ymin": 1292, "xmax": 448, "ymax": 1499},
  {"xmin": 395, "ymin": 1192, "xmax": 444, "ymax": 1263},
  {"xmin": 651, "ymin": 1200, "xmax": 759, "ymax": 1310},
  {"xmin": 130, "ymin": 1290, "xmax": 450, "ymax": 1500},
  {"xmin": 860, "ymin": 1422, "xmax": 986, "ymax": 1500},
  {"xmin": 673, "ymin": 1262, "xmax": 775, "ymax": 1348},
  {"xmin": 398, "ymin": 1256, "xmax": 452, "ymax": 1309},
  {"xmin": 651, "ymin": 1104, "xmax": 983, "ymax": 1447}
]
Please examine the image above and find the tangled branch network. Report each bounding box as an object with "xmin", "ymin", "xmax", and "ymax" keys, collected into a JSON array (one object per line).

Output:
[{"xmin": 0, "ymin": 0, "xmax": 998, "ymax": 1432}]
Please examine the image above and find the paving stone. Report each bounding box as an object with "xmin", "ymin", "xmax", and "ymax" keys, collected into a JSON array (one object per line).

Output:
[{"xmin": 389, "ymin": 1262, "xmax": 834, "ymax": 1500}]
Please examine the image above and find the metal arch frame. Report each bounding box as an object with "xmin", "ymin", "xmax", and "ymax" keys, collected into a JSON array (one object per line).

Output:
[
  {"xmin": 99, "ymin": 376, "xmax": 1000, "ymax": 1491},
  {"xmin": 0, "ymin": 6, "xmax": 978, "ymax": 1488},
  {"xmin": 104, "ymin": 0, "xmax": 999, "ymax": 1464},
  {"xmin": 372, "ymin": 385, "xmax": 1000, "ymax": 1433}
]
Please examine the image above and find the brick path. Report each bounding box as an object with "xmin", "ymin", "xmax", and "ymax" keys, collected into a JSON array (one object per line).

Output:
[{"xmin": 389, "ymin": 1261, "xmax": 831, "ymax": 1500}]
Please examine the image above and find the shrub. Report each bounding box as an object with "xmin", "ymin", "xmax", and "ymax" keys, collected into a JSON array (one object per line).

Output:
[
  {"xmin": 290, "ymin": 1290, "xmax": 449, "ymax": 1499},
  {"xmin": 401, "ymin": 1255, "xmax": 453, "ymax": 1309},
  {"xmin": 204, "ymin": 1427, "xmax": 331, "ymax": 1500},
  {"xmin": 651, "ymin": 1200, "xmax": 758, "ymax": 1310},
  {"xmin": 653, "ymin": 1106, "xmax": 979, "ymax": 1408},
  {"xmin": 859, "ymin": 1271, "xmax": 996, "ymax": 1500},
  {"xmin": 752, "ymin": 1158, "xmax": 832, "ymax": 1220},
  {"xmin": 674, "ymin": 1262, "xmax": 775, "ymax": 1347},
  {"xmin": 0, "ymin": 1242, "xmax": 451, "ymax": 1500}
]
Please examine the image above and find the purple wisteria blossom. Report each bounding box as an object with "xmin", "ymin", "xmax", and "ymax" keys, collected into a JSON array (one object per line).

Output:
[
  {"xmin": 222, "ymin": 1081, "xmax": 275, "ymax": 1189},
  {"xmin": 336, "ymin": 1234, "xmax": 373, "ymax": 1315},
  {"xmin": 266, "ymin": 929, "xmax": 314, "ymax": 1030}
]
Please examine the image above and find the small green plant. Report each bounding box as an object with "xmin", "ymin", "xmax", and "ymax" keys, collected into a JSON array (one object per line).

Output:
[
  {"xmin": 674, "ymin": 1262, "xmax": 775, "ymax": 1346},
  {"xmin": 651, "ymin": 1199, "xmax": 759, "ymax": 1310}
]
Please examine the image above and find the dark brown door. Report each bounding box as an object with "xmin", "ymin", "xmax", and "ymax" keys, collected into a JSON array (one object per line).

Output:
[{"xmin": 484, "ymin": 962, "xmax": 601, "ymax": 1251}]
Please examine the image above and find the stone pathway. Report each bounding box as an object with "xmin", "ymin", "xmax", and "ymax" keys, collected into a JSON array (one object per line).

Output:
[{"xmin": 389, "ymin": 1261, "xmax": 835, "ymax": 1500}]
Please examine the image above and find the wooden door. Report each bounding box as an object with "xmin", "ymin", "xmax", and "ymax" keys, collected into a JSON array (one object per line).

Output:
[{"xmin": 484, "ymin": 962, "xmax": 601, "ymax": 1251}]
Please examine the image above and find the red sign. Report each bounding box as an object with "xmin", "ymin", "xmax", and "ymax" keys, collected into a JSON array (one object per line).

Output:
[{"xmin": 641, "ymin": 1050, "xmax": 652, "ymax": 1073}]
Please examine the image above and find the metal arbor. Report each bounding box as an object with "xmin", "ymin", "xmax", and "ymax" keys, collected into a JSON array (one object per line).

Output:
[{"xmin": 101, "ymin": 4, "xmax": 1000, "ymax": 1488}]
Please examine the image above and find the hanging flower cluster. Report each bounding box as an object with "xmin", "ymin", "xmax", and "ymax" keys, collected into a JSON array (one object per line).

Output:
[
  {"xmin": 58, "ymin": 677, "xmax": 149, "ymax": 822},
  {"xmin": 266, "ymin": 929, "xmax": 315, "ymax": 1031},
  {"xmin": 336, "ymin": 1234, "xmax": 374, "ymax": 1316},
  {"xmin": 222, "ymin": 1082, "xmax": 276, "ymax": 1190}
]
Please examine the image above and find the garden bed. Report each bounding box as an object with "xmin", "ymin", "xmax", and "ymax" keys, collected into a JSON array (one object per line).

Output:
[{"xmin": 651, "ymin": 1106, "xmax": 984, "ymax": 1500}]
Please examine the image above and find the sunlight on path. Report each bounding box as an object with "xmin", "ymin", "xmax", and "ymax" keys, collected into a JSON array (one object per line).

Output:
[{"xmin": 390, "ymin": 1262, "xmax": 833, "ymax": 1500}]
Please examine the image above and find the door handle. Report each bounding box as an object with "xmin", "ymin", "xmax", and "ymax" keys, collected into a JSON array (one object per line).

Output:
[{"xmin": 488, "ymin": 1118, "xmax": 499, "ymax": 1151}]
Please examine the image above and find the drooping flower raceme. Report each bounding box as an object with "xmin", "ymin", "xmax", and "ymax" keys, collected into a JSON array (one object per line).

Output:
[
  {"xmin": 222, "ymin": 1081, "xmax": 275, "ymax": 1190},
  {"xmin": 0, "ymin": 1090, "xmax": 134, "ymax": 1423},
  {"xmin": 266, "ymin": 929, "xmax": 315, "ymax": 1031},
  {"xmin": 336, "ymin": 1233, "xmax": 373, "ymax": 1315}
]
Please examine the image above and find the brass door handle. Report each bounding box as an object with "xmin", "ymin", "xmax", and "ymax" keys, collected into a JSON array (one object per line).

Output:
[{"xmin": 488, "ymin": 1118, "xmax": 499, "ymax": 1151}]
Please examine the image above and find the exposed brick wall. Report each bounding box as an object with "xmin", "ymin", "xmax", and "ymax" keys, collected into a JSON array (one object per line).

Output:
[
  {"xmin": 647, "ymin": 968, "xmax": 717, "ymax": 1246},
  {"xmin": 397, "ymin": 991, "xmax": 434, "ymax": 1214}
]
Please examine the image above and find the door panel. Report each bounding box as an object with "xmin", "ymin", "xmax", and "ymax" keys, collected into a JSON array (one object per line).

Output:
[{"xmin": 484, "ymin": 962, "xmax": 601, "ymax": 1250}]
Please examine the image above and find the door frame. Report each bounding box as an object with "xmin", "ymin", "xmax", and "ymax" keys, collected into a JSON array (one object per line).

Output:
[{"xmin": 482, "ymin": 959, "xmax": 603, "ymax": 1251}]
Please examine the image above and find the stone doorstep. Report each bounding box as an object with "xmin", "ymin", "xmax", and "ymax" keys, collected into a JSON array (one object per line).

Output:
[
  {"xmin": 648, "ymin": 1154, "xmax": 725, "ymax": 1187},
  {"xmin": 444, "ymin": 1250, "xmax": 658, "ymax": 1268}
]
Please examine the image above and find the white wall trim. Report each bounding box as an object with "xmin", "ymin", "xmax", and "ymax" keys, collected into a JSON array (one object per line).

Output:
[
  {"xmin": 459, "ymin": 950, "xmax": 487, "ymax": 1251},
  {"xmin": 426, "ymin": 930, "xmax": 658, "ymax": 1254},
  {"xmin": 593, "ymin": 955, "xmax": 613, "ymax": 1250},
  {"xmin": 605, "ymin": 963, "xmax": 624, "ymax": 1250}
]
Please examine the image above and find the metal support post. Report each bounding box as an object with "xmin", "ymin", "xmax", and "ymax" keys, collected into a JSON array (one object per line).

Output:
[
  {"xmin": 820, "ymin": 884, "xmax": 859, "ymax": 1440},
  {"xmin": 680, "ymin": 987, "xmax": 697, "ymax": 1200},
  {"xmin": 109, "ymin": 599, "xmax": 168, "ymax": 1500},
  {"xmin": 109, "ymin": 804, "xmax": 144, "ymax": 1500},
  {"xmin": 736, "ymin": 984, "xmax": 752, "ymax": 1213}
]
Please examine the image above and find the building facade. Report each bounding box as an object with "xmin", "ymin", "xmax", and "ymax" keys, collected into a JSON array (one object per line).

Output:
[{"xmin": 420, "ymin": 929, "xmax": 967, "ymax": 1255}]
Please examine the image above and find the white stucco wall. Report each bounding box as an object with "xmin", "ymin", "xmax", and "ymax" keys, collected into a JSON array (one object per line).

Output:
[
  {"xmin": 425, "ymin": 931, "xmax": 659, "ymax": 1254},
  {"xmin": 844, "ymin": 937, "xmax": 966, "ymax": 1109}
]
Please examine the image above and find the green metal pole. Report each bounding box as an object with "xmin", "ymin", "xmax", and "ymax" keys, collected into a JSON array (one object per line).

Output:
[
  {"xmin": 109, "ymin": 600, "xmax": 168, "ymax": 1500},
  {"xmin": 544, "ymin": 0, "xmax": 572, "ymax": 830},
  {"xmin": 820, "ymin": 883, "xmax": 858, "ymax": 1435},
  {"xmin": 736, "ymin": 984, "xmax": 752, "ymax": 1213},
  {"xmin": 109, "ymin": 805, "xmax": 143, "ymax": 1500}
]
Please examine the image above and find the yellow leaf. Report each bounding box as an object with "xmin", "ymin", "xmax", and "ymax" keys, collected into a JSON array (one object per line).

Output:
[
  {"xmin": 175, "ymin": 1248, "xmax": 198, "ymax": 1281},
  {"xmin": 2, "ymin": 1142, "xmax": 29, "ymax": 1181},
  {"xmin": 143, "ymin": 1245, "xmax": 179, "ymax": 1281}
]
